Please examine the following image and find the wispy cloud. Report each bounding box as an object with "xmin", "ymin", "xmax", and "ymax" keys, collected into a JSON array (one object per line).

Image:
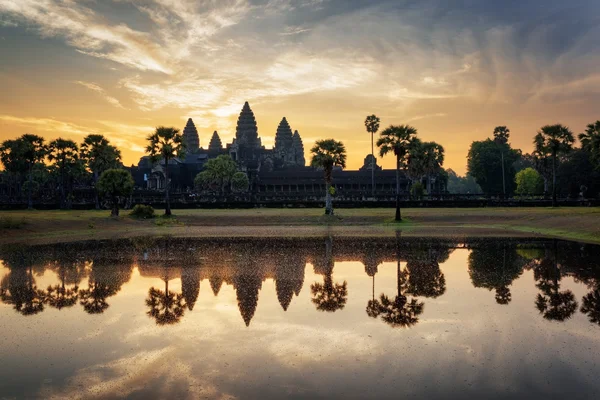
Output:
[{"xmin": 75, "ymin": 81, "xmax": 126, "ymax": 109}]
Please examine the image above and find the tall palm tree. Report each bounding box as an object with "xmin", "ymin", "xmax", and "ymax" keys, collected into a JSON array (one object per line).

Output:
[
  {"xmin": 538, "ymin": 124, "xmax": 575, "ymax": 207},
  {"xmin": 364, "ymin": 115, "xmax": 381, "ymax": 197},
  {"xmin": 311, "ymin": 235, "xmax": 348, "ymax": 312},
  {"xmin": 146, "ymin": 284, "xmax": 186, "ymax": 326},
  {"xmin": 310, "ymin": 139, "xmax": 347, "ymax": 215},
  {"xmin": 146, "ymin": 127, "xmax": 186, "ymax": 216},
  {"xmin": 80, "ymin": 134, "xmax": 122, "ymax": 209},
  {"xmin": 532, "ymin": 133, "xmax": 552, "ymax": 195},
  {"xmin": 19, "ymin": 134, "xmax": 47, "ymax": 209},
  {"xmin": 376, "ymin": 125, "xmax": 418, "ymax": 221},
  {"xmin": 48, "ymin": 138, "xmax": 80, "ymax": 209},
  {"xmin": 579, "ymin": 120, "xmax": 600, "ymax": 167}
]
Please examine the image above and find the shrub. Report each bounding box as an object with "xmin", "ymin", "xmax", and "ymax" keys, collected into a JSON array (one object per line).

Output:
[
  {"xmin": 410, "ymin": 182, "xmax": 425, "ymax": 199},
  {"xmin": 130, "ymin": 204, "xmax": 155, "ymax": 219}
]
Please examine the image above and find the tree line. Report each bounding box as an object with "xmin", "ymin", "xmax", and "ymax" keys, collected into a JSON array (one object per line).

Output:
[{"xmin": 1, "ymin": 118, "xmax": 600, "ymax": 217}]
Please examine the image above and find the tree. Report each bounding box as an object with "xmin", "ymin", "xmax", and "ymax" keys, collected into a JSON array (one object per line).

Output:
[
  {"xmin": 579, "ymin": 120, "xmax": 600, "ymax": 168},
  {"xmin": 146, "ymin": 127, "xmax": 185, "ymax": 216},
  {"xmin": 446, "ymin": 169, "xmax": 482, "ymax": 194},
  {"xmin": 493, "ymin": 126, "xmax": 510, "ymax": 195},
  {"xmin": 467, "ymin": 139, "xmax": 519, "ymax": 196},
  {"xmin": 194, "ymin": 154, "xmax": 237, "ymax": 195},
  {"xmin": 231, "ymin": 171, "xmax": 249, "ymax": 193},
  {"xmin": 364, "ymin": 115, "xmax": 380, "ymax": 197},
  {"xmin": 532, "ymin": 133, "xmax": 552, "ymax": 195},
  {"xmin": 96, "ymin": 169, "xmax": 134, "ymax": 217},
  {"xmin": 422, "ymin": 141, "xmax": 445, "ymax": 195},
  {"xmin": 376, "ymin": 125, "xmax": 418, "ymax": 221},
  {"xmin": 48, "ymin": 138, "xmax": 80, "ymax": 209},
  {"xmin": 537, "ymin": 124, "xmax": 575, "ymax": 207},
  {"xmin": 80, "ymin": 134, "xmax": 122, "ymax": 209},
  {"xmin": 310, "ymin": 139, "xmax": 347, "ymax": 216},
  {"xmin": 515, "ymin": 167, "xmax": 544, "ymax": 197}
]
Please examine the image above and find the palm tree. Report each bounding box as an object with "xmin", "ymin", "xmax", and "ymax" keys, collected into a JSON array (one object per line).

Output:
[
  {"xmin": 146, "ymin": 127, "xmax": 186, "ymax": 216},
  {"xmin": 581, "ymin": 288, "xmax": 600, "ymax": 326},
  {"xmin": 376, "ymin": 125, "xmax": 418, "ymax": 221},
  {"xmin": 532, "ymin": 133, "xmax": 552, "ymax": 195},
  {"xmin": 310, "ymin": 139, "xmax": 347, "ymax": 215},
  {"xmin": 364, "ymin": 115, "xmax": 381, "ymax": 197},
  {"xmin": 538, "ymin": 124, "xmax": 575, "ymax": 207},
  {"xmin": 80, "ymin": 134, "xmax": 122, "ymax": 209},
  {"xmin": 48, "ymin": 138, "xmax": 80, "ymax": 209},
  {"xmin": 146, "ymin": 285, "xmax": 186, "ymax": 326},
  {"xmin": 579, "ymin": 120, "xmax": 600, "ymax": 167}
]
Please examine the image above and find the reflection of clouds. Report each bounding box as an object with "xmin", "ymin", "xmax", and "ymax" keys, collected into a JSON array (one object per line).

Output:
[{"xmin": 38, "ymin": 348, "xmax": 235, "ymax": 400}]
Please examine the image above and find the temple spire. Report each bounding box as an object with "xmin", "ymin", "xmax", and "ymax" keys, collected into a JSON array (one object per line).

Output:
[
  {"xmin": 182, "ymin": 118, "xmax": 199, "ymax": 153},
  {"xmin": 209, "ymin": 130, "xmax": 223, "ymax": 153},
  {"xmin": 292, "ymin": 130, "xmax": 305, "ymax": 166}
]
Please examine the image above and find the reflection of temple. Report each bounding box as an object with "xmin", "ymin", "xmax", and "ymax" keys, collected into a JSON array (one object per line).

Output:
[
  {"xmin": 129, "ymin": 102, "xmax": 435, "ymax": 194},
  {"xmin": 4, "ymin": 238, "xmax": 600, "ymax": 327}
]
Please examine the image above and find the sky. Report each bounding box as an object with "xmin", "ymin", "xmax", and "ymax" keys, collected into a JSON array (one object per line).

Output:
[{"xmin": 1, "ymin": 0, "xmax": 599, "ymax": 174}]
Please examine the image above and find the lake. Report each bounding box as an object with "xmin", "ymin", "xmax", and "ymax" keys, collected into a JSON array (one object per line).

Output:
[{"xmin": 1, "ymin": 236, "xmax": 600, "ymax": 399}]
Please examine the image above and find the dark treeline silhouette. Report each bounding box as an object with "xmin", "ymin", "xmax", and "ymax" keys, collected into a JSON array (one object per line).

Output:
[{"xmin": 2, "ymin": 237, "xmax": 600, "ymax": 327}]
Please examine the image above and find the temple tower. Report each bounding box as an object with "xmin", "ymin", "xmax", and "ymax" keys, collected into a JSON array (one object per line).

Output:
[
  {"xmin": 274, "ymin": 117, "xmax": 295, "ymax": 165},
  {"xmin": 208, "ymin": 130, "xmax": 223, "ymax": 154},
  {"xmin": 292, "ymin": 130, "xmax": 306, "ymax": 166},
  {"xmin": 182, "ymin": 118, "xmax": 199, "ymax": 153},
  {"xmin": 235, "ymin": 102, "xmax": 259, "ymax": 148}
]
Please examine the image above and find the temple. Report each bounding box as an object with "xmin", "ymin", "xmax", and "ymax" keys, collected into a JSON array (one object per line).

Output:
[{"xmin": 130, "ymin": 101, "xmax": 443, "ymax": 195}]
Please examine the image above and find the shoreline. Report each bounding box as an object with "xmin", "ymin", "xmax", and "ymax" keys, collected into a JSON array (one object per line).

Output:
[{"xmin": 2, "ymin": 207, "xmax": 599, "ymax": 245}]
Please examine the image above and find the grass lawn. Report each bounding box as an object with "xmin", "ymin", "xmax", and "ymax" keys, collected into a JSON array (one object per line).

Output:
[{"xmin": 1, "ymin": 207, "xmax": 599, "ymax": 245}]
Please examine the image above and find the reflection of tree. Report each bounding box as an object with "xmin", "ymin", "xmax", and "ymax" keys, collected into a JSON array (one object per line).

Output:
[
  {"xmin": 311, "ymin": 236, "xmax": 347, "ymax": 312},
  {"xmin": 364, "ymin": 248, "xmax": 382, "ymax": 318},
  {"xmin": 45, "ymin": 259, "xmax": 88, "ymax": 310},
  {"xmin": 369, "ymin": 232, "xmax": 424, "ymax": 328},
  {"xmin": 468, "ymin": 244, "xmax": 524, "ymax": 305},
  {"xmin": 146, "ymin": 282, "xmax": 186, "ymax": 326},
  {"xmin": 405, "ymin": 260, "xmax": 446, "ymax": 299},
  {"xmin": 581, "ymin": 289, "xmax": 600, "ymax": 325},
  {"xmin": 533, "ymin": 243, "xmax": 577, "ymax": 321},
  {"xmin": 79, "ymin": 257, "xmax": 133, "ymax": 314},
  {"xmin": 0, "ymin": 267, "xmax": 46, "ymax": 315}
]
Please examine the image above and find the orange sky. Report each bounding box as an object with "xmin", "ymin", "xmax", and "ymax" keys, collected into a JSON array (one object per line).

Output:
[{"xmin": 1, "ymin": 0, "xmax": 599, "ymax": 174}]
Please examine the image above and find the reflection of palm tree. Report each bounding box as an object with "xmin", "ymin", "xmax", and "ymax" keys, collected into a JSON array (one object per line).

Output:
[
  {"xmin": 146, "ymin": 282, "xmax": 186, "ymax": 326},
  {"xmin": 46, "ymin": 284, "xmax": 79, "ymax": 310},
  {"xmin": 581, "ymin": 289, "xmax": 600, "ymax": 325},
  {"xmin": 370, "ymin": 232, "xmax": 424, "ymax": 328},
  {"xmin": 534, "ymin": 243, "xmax": 577, "ymax": 321},
  {"xmin": 311, "ymin": 236, "xmax": 348, "ymax": 312},
  {"xmin": 79, "ymin": 257, "xmax": 133, "ymax": 314},
  {"xmin": 364, "ymin": 249, "xmax": 381, "ymax": 318},
  {"xmin": 79, "ymin": 283, "xmax": 112, "ymax": 314}
]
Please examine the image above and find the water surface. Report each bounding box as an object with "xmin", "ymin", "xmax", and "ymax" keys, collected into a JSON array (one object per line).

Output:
[{"xmin": 1, "ymin": 236, "xmax": 600, "ymax": 399}]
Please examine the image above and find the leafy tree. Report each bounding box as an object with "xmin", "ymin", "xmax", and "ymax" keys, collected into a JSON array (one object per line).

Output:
[
  {"xmin": 467, "ymin": 138, "xmax": 519, "ymax": 196},
  {"xmin": 579, "ymin": 120, "xmax": 600, "ymax": 168},
  {"xmin": 231, "ymin": 171, "xmax": 249, "ymax": 192},
  {"xmin": 310, "ymin": 139, "xmax": 347, "ymax": 215},
  {"xmin": 96, "ymin": 169, "xmax": 134, "ymax": 217},
  {"xmin": 446, "ymin": 169, "xmax": 482, "ymax": 194},
  {"xmin": 422, "ymin": 141, "xmax": 445, "ymax": 194},
  {"xmin": 532, "ymin": 133, "xmax": 552, "ymax": 195},
  {"xmin": 48, "ymin": 138, "xmax": 80, "ymax": 209},
  {"xmin": 377, "ymin": 125, "xmax": 418, "ymax": 221},
  {"xmin": 146, "ymin": 126, "xmax": 185, "ymax": 216},
  {"xmin": 194, "ymin": 154, "xmax": 237, "ymax": 195},
  {"xmin": 364, "ymin": 114, "xmax": 380, "ymax": 197},
  {"xmin": 537, "ymin": 124, "xmax": 575, "ymax": 206},
  {"xmin": 556, "ymin": 148, "xmax": 600, "ymax": 198},
  {"xmin": 0, "ymin": 267, "xmax": 46, "ymax": 316},
  {"xmin": 80, "ymin": 134, "xmax": 122, "ymax": 209},
  {"xmin": 515, "ymin": 167, "xmax": 544, "ymax": 196}
]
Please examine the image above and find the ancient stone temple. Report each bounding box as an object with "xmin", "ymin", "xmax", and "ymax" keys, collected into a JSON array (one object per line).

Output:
[
  {"xmin": 208, "ymin": 131, "xmax": 223, "ymax": 154},
  {"xmin": 182, "ymin": 118, "xmax": 199, "ymax": 153},
  {"xmin": 292, "ymin": 130, "xmax": 305, "ymax": 167},
  {"xmin": 274, "ymin": 117, "xmax": 295, "ymax": 166},
  {"xmin": 235, "ymin": 102, "xmax": 260, "ymax": 148}
]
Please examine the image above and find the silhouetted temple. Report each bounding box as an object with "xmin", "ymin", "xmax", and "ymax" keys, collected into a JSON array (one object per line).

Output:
[{"xmin": 130, "ymin": 101, "xmax": 442, "ymax": 195}]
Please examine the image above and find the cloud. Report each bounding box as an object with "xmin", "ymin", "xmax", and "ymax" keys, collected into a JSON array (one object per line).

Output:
[{"xmin": 75, "ymin": 81, "xmax": 126, "ymax": 109}]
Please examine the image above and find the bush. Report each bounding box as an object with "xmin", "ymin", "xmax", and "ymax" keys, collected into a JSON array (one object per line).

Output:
[
  {"xmin": 410, "ymin": 182, "xmax": 425, "ymax": 199},
  {"xmin": 130, "ymin": 204, "xmax": 155, "ymax": 219}
]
